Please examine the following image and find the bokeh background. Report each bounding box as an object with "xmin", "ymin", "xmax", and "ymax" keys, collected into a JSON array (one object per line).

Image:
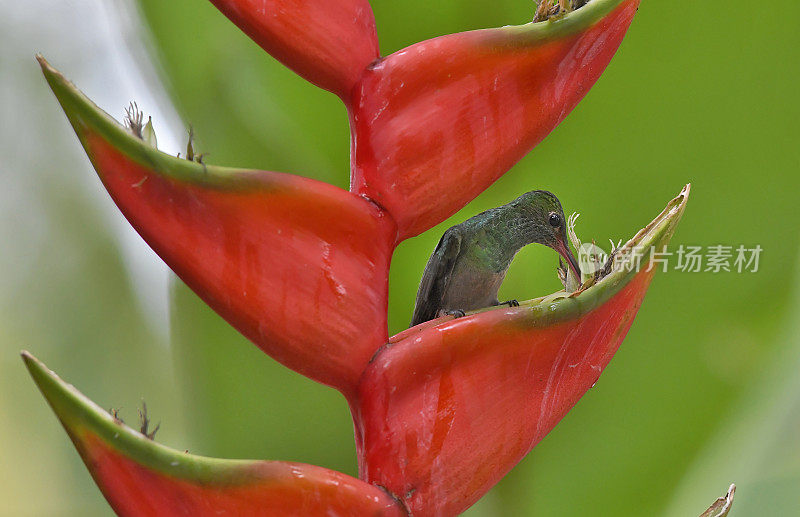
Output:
[{"xmin": 2, "ymin": 0, "xmax": 799, "ymax": 515}]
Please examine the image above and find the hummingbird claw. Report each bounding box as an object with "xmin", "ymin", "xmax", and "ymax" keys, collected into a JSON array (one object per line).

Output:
[
  {"xmin": 445, "ymin": 309, "xmax": 466, "ymax": 319},
  {"xmin": 501, "ymin": 299, "xmax": 520, "ymax": 307}
]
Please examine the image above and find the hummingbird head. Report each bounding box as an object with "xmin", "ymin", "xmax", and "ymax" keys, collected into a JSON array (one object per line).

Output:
[{"xmin": 511, "ymin": 190, "xmax": 581, "ymax": 281}]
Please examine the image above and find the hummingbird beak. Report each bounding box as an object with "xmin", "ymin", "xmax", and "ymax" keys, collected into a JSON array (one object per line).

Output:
[{"xmin": 554, "ymin": 239, "xmax": 581, "ymax": 281}]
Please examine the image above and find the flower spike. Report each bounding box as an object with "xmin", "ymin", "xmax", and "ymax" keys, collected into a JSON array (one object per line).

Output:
[{"xmin": 33, "ymin": 0, "xmax": 654, "ymax": 510}]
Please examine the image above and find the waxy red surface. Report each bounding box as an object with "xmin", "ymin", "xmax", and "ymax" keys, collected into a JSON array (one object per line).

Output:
[
  {"xmin": 351, "ymin": 1, "xmax": 640, "ymax": 238},
  {"xmin": 86, "ymin": 134, "xmax": 396, "ymax": 393},
  {"xmin": 355, "ymin": 271, "xmax": 654, "ymax": 516},
  {"xmin": 209, "ymin": 0, "xmax": 379, "ymax": 98},
  {"xmin": 23, "ymin": 350, "xmax": 407, "ymax": 516},
  {"xmin": 78, "ymin": 434, "xmax": 406, "ymax": 516}
]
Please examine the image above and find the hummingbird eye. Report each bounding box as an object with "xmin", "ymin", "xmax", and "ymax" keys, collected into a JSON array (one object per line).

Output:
[{"xmin": 548, "ymin": 212, "xmax": 561, "ymax": 228}]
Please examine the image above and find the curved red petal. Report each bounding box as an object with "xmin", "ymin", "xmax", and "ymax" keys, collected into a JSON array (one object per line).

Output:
[
  {"xmin": 22, "ymin": 352, "xmax": 406, "ymax": 517},
  {"xmin": 353, "ymin": 186, "xmax": 688, "ymax": 515},
  {"xmin": 350, "ymin": 0, "xmax": 640, "ymax": 238},
  {"xmin": 209, "ymin": 0, "xmax": 379, "ymax": 99},
  {"xmin": 39, "ymin": 57, "xmax": 396, "ymax": 393}
]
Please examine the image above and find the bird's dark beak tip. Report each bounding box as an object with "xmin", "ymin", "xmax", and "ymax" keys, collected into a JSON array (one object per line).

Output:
[{"xmin": 557, "ymin": 240, "xmax": 581, "ymax": 280}]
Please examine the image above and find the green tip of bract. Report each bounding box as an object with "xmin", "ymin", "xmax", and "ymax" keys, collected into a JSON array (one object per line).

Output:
[
  {"xmin": 20, "ymin": 350, "xmax": 251, "ymax": 482},
  {"xmin": 21, "ymin": 349, "xmax": 81, "ymax": 429},
  {"xmin": 21, "ymin": 349, "xmax": 125, "ymax": 442}
]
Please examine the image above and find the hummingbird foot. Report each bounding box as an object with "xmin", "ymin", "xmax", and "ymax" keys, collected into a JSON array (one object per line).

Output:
[
  {"xmin": 445, "ymin": 309, "xmax": 466, "ymax": 319},
  {"xmin": 500, "ymin": 299, "xmax": 520, "ymax": 307}
]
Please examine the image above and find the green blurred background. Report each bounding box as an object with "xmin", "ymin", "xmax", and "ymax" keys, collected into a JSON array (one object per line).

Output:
[{"xmin": 2, "ymin": 0, "xmax": 798, "ymax": 515}]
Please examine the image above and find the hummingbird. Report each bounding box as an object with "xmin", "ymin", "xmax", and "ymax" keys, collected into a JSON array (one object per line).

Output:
[{"xmin": 410, "ymin": 190, "xmax": 581, "ymax": 327}]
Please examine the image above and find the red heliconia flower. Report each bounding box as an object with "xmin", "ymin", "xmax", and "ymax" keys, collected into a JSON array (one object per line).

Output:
[{"xmin": 25, "ymin": 1, "xmax": 692, "ymax": 516}]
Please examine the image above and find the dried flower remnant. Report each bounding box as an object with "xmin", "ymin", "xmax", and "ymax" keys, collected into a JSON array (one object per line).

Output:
[
  {"xmin": 108, "ymin": 407, "xmax": 124, "ymax": 425},
  {"xmin": 183, "ymin": 126, "xmax": 207, "ymax": 164},
  {"xmin": 137, "ymin": 401, "xmax": 160, "ymax": 441},
  {"xmin": 558, "ymin": 211, "xmax": 611, "ymax": 292},
  {"xmin": 534, "ymin": 0, "xmax": 590, "ymax": 22},
  {"xmin": 123, "ymin": 102, "xmax": 157, "ymax": 149},
  {"xmin": 700, "ymin": 484, "xmax": 736, "ymax": 517},
  {"xmin": 124, "ymin": 102, "xmax": 144, "ymax": 137}
]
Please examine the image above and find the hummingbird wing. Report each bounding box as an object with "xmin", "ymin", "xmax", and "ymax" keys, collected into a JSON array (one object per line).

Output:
[{"xmin": 410, "ymin": 227, "xmax": 463, "ymax": 327}]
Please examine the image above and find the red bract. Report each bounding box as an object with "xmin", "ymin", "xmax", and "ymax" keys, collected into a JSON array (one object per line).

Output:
[
  {"xmin": 39, "ymin": 60, "xmax": 396, "ymax": 393},
  {"xmin": 351, "ymin": 0, "xmax": 641, "ymax": 238},
  {"xmin": 355, "ymin": 189, "xmax": 689, "ymax": 515},
  {"xmin": 27, "ymin": 1, "xmax": 673, "ymax": 515},
  {"xmin": 208, "ymin": 0, "xmax": 379, "ymax": 98},
  {"xmin": 22, "ymin": 353, "xmax": 406, "ymax": 516}
]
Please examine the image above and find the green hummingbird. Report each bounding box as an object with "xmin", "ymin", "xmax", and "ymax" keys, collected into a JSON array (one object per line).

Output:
[{"xmin": 410, "ymin": 190, "xmax": 581, "ymax": 327}]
